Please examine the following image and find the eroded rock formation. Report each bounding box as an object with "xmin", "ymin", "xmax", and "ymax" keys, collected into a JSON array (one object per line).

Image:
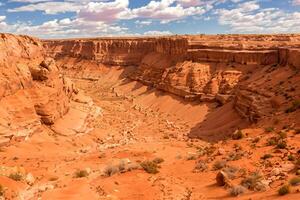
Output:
[
  {"xmin": 0, "ymin": 34, "xmax": 100, "ymax": 145},
  {"xmin": 44, "ymin": 34, "xmax": 300, "ymax": 125}
]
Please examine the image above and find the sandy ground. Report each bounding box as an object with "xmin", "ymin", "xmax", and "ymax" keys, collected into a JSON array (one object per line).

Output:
[{"xmin": 0, "ymin": 67, "xmax": 299, "ymax": 200}]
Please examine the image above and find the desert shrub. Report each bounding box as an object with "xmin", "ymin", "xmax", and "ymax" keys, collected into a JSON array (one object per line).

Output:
[
  {"xmin": 261, "ymin": 154, "xmax": 273, "ymax": 160},
  {"xmin": 232, "ymin": 130, "xmax": 243, "ymax": 140},
  {"xmin": 103, "ymin": 165, "xmax": 119, "ymax": 177},
  {"xmin": 289, "ymin": 177, "xmax": 300, "ymax": 186},
  {"xmin": 223, "ymin": 166, "xmax": 239, "ymax": 179},
  {"xmin": 229, "ymin": 185, "xmax": 246, "ymax": 197},
  {"xmin": 9, "ymin": 173, "xmax": 22, "ymax": 181},
  {"xmin": 186, "ymin": 154, "xmax": 197, "ymax": 160},
  {"xmin": 265, "ymin": 127, "xmax": 274, "ymax": 133},
  {"xmin": 285, "ymin": 100, "xmax": 300, "ymax": 113},
  {"xmin": 278, "ymin": 185, "xmax": 290, "ymax": 196},
  {"xmin": 288, "ymin": 154, "xmax": 295, "ymax": 161},
  {"xmin": 278, "ymin": 131, "xmax": 287, "ymax": 139},
  {"xmin": 227, "ymin": 151, "xmax": 243, "ymax": 161},
  {"xmin": 213, "ymin": 160, "xmax": 227, "ymax": 170},
  {"xmin": 140, "ymin": 161, "xmax": 159, "ymax": 174},
  {"xmin": 276, "ymin": 141, "xmax": 287, "ymax": 149},
  {"xmin": 266, "ymin": 137, "xmax": 277, "ymax": 146},
  {"xmin": 193, "ymin": 160, "xmax": 208, "ymax": 172},
  {"xmin": 241, "ymin": 172, "xmax": 263, "ymax": 190},
  {"xmin": 74, "ymin": 170, "xmax": 89, "ymax": 178},
  {"xmin": 0, "ymin": 185, "xmax": 3, "ymax": 196},
  {"xmin": 152, "ymin": 157, "xmax": 164, "ymax": 164}
]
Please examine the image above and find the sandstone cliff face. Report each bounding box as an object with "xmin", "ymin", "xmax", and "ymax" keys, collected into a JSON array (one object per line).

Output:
[
  {"xmin": 0, "ymin": 34, "xmax": 93, "ymax": 144},
  {"xmin": 44, "ymin": 37, "xmax": 188, "ymax": 66},
  {"xmin": 44, "ymin": 34, "xmax": 300, "ymax": 124}
]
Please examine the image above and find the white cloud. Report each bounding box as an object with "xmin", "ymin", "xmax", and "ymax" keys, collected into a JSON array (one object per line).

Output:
[
  {"xmin": 293, "ymin": 0, "xmax": 300, "ymax": 5},
  {"xmin": 132, "ymin": 0, "xmax": 208, "ymax": 23},
  {"xmin": 78, "ymin": 0, "xmax": 134, "ymax": 22},
  {"xmin": 0, "ymin": 16, "xmax": 6, "ymax": 21},
  {"xmin": 135, "ymin": 20, "xmax": 153, "ymax": 26},
  {"xmin": 216, "ymin": 1, "xmax": 300, "ymax": 33},
  {"xmin": 143, "ymin": 30, "xmax": 173, "ymax": 35}
]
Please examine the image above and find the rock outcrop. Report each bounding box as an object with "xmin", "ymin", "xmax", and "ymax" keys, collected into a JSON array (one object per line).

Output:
[
  {"xmin": 0, "ymin": 33, "xmax": 100, "ymax": 145},
  {"xmin": 43, "ymin": 34, "xmax": 300, "ymax": 125}
]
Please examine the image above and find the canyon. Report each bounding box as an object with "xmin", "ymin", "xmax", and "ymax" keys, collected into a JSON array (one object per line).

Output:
[{"xmin": 0, "ymin": 33, "xmax": 299, "ymax": 199}]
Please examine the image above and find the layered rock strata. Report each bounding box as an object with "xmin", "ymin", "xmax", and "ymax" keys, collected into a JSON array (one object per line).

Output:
[{"xmin": 0, "ymin": 34, "xmax": 100, "ymax": 145}]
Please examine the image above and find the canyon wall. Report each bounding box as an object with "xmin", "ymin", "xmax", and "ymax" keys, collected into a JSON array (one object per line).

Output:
[
  {"xmin": 45, "ymin": 35, "xmax": 300, "ymax": 124},
  {"xmin": 0, "ymin": 33, "xmax": 100, "ymax": 145}
]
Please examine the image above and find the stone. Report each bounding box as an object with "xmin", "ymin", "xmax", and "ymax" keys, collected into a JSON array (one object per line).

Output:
[{"xmin": 25, "ymin": 173, "xmax": 35, "ymax": 185}]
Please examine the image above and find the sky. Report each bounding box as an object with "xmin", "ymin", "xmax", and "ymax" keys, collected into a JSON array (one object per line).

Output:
[{"xmin": 0, "ymin": 0, "xmax": 299, "ymax": 38}]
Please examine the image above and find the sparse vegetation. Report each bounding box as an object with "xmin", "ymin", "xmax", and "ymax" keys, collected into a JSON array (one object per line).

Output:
[
  {"xmin": 229, "ymin": 185, "xmax": 246, "ymax": 197},
  {"xmin": 278, "ymin": 131, "xmax": 287, "ymax": 139},
  {"xmin": 232, "ymin": 130, "xmax": 244, "ymax": 140},
  {"xmin": 276, "ymin": 140, "xmax": 287, "ymax": 149},
  {"xmin": 267, "ymin": 137, "xmax": 277, "ymax": 146},
  {"xmin": 265, "ymin": 127, "xmax": 274, "ymax": 133},
  {"xmin": 288, "ymin": 154, "xmax": 295, "ymax": 161},
  {"xmin": 285, "ymin": 100, "xmax": 300, "ymax": 113},
  {"xmin": 241, "ymin": 172, "xmax": 263, "ymax": 191},
  {"xmin": 153, "ymin": 157, "xmax": 164, "ymax": 164},
  {"xmin": 74, "ymin": 170, "xmax": 89, "ymax": 178},
  {"xmin": 104, "ymin": 165, "xmax": 119, "ymax": 177},
  {"xmin": 261, "ymin": 154, "xmax": 273, "ymax": 160},
  {"xmin": 278, "ymin": 185, "xmax": 290, "ymax": 196},
  {"xmin": 289, "ymin": 177, "xmax": 300, "ymax": 186},
  {"xmin": 140, "ymin": 161, "xmax": 159, "ymax": 174},
  {"xmin": 9, "ymin": 173, "xmax": 22, "ymax": 181},
  {"xmin": 0, "ymin": 185, "xmax": 4, "ymax": 196},
  {"xmin": 213, "ymin": 160, "xmax": 227, "ymax": 170},
  {"xmin": 186, "ymin": 154, "xmax": 197, "ymax": 160},
  {"xmin": 193, "ymin": 160, "xmax": 208, "ymax": 172}
]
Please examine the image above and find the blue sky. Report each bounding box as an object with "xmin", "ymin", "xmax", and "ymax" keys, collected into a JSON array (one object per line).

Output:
[{"xmin": 0, "ymin": 0, "xmax": 299, "ymax": 38}]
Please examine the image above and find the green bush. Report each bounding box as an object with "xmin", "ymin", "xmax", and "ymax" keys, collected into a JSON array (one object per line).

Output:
[
  {"xmin": 265, "ymin": 127, "xmax": 274, "ymax": 133},
  {"xmin": 289, "ymin": 177, "xmax": 300, "ymax": 186},
  {"xmin": 285, "ymin": 100, "xmax": 300, "ymax": 113},
  {"xmin": 0, "ymin": 185, "xmax": 4, "ymax": 196},
  {"xmin": 74, "ymin": 170, "xmax": 89, "ymax": 178},
  {"xmin": 278, "ymin": 185, "xmax": 290, "ymax": 196},
  {"xmin": 9, "ymin": 173, "xmax": 22, "ymax": 181},
  {"xmin": 140, "ymin": 161, "xmax": 159, "ymax": 174},
  {"xmin": 276, "ymin": 141, "xmax": 287, "ymax": 149},
  {"xmin": 232, "ymin": 130, "xmax": 244, "ymax": 140},
  {"xmin": 261, "ymin": 154, "xmax": 273, "ymax": 160}
]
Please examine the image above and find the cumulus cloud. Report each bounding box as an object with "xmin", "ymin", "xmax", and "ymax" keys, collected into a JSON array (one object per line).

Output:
[
  {"xmin": 215, "ymin": 1, "xmax": 300, "ymax": 33},
  {"xmin": 293, "ymin": 0, "xmax": 300, "ymax": 5},
  {"xmin": 135, "ymin": 20, "xmax": 153, "ymax": 26},
  {"xmin": 143, "ymin": 30, "xmax": 173, "ymax": 35}
]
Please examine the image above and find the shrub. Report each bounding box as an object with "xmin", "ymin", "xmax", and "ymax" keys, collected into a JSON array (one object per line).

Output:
[
  {"xmin": 227, "ymin": 151, "xmax": 243, "ymax": 161},
  {"xmin": 193, "ymin": 160, "xmax": 208, "ymax": 172},
  {"xmin": 186, "ymin": 154, "xmax": 197, "ymax": 160},
  {"xmin": 213, "ymin": 160, "xmax": 227, "ymax": 170},
  {"xmin": 278, "ymin": 185, "xmax": 290, "ymax": 196},
  {"xmin": 103, "ymin": 165, "xmax": 119, "ymax": 177},
  {"xmin": 0, "ymin": 185, "xmax": 3, "ymax": 196},
  {"xmin": 153, "ymin": 157, "xmax": 164, "ymax": 164},
  {"xmin": 74, "ymin": 170, "xmax": 89, "ymax": 178},
  {"xmin": 289, "ymin": 177, "xmax": 300, "ymax": 186},
  {"xmin": 229, "ymin": 185, "xmax": 246, "ymax": 197},
  {"xmin": 9, "ymin": 173, "xmax": 22, "ymax": 181},
  {"xmin": 261, "ymin": 154, "xmax": 273, "ymax": 160},
  {"xmin": 267, "ymin": 138, "xmax": 277, "ymax": 146},
  {"xmin": 288, "ymin": 154, "xmax": 295, "ymax": 161},
  {"xmin": 278, "ymin": 131, "xmax": 287, "ymax": 139},
  {"xmin": 265, "ymin": 127, "xmax": 274, "ymax": 133},
  {"xmin": 232, "ymin": 130, "xmax": 243, "ymax": 140},
  {"xmin": 140, "ymin": 161, "xmax": 159, "ymax": 174},
  {"xmin": 241, "ymin": 172, "xmax": 263, "ymax": 190},
  {"xmin": 285, "ymin": 100, "xmax": 300, "ymax": 113},
  {"xmin": 276, "ymin": 141, "xmax": 287, "ymax": 149}
]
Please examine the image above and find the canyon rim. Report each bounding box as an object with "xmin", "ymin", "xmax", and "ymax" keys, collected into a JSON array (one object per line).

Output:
[{"xmin": 0, "ymin": 0, "xmax": 300, "ymax": 200}]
